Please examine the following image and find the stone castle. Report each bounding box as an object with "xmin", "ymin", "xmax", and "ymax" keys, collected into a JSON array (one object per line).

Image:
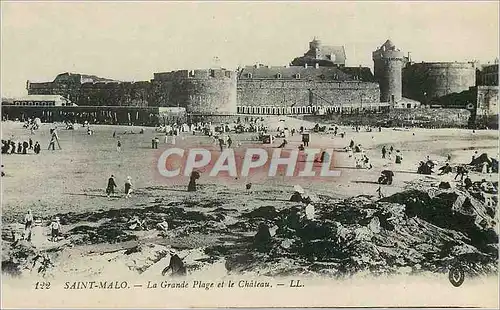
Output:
[{"xmin": 23, "ymin": 39, "xmax": 498, "ymax": 118}]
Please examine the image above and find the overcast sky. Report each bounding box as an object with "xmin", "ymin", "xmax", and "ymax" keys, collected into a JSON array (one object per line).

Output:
[{"xmin": 2, "ymin": 1, "xmax": 499, "ymax": 97}]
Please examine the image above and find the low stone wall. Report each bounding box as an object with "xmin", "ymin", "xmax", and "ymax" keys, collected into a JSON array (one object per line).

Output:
[{"xmin": 303, "ymin": 108, "xmax": 472, "ymax": 128}]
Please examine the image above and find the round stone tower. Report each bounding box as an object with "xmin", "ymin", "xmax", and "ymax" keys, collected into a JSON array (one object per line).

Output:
[{"xmin": 372, "ymin": 40, "xmax": 405, "ymax": 104}]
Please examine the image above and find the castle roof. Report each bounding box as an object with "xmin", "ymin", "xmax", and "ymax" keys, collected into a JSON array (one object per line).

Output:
[
  {"xmin": 382, "ymin": 39, "xmax": 395, "ymax": 49},
  {"xmin": 53, "ymin": 72, "xmax": 120, "ymax": 84},
  {"xmin": 238, "ymin": 65, "xmax": 375, "ymax": 82}
]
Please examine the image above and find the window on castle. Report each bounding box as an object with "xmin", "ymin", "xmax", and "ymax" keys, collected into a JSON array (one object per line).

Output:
[
  {"xmin": 189, "ymin": 70, "xmax": 195, "ymax": 78},
  {"xmin": 246, "ymin": 73, "xmax": 252, "ymax": 78},
  {"xmin": 295, "ymin": 74, "xmax": 300, "ymax": 79},
  {"xmin": 276, "ymin": 73, "xmax": 282, "ymax": 79}
]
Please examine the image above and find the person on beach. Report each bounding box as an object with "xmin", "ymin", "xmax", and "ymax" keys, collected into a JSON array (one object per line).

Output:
[
  {"xmin": 382, "ymin": 146, "xmax": 387, "ymax": 159},
  {"xmin": 117, "ymin": 140, "xmax": 122, "ymax": 152},
  {"xmin": 349, "ymin": 140, "xmax": 355, "ymax": 149},
  {"xmin": 464, "ymin": 175, "xmax": 473, "ymax": 190},
  {"xmin": 24, "ymin": 209, "xmax": 34, "ymax": 242},
  {"xmin": 218, "ymin": 138, "xmax": 224, "ymax": 152},
  {"xmin": 22, "ymin": 141, "xmax": 28, "ymax": 154},
  {"xmin": 49, "ymin": 217, "xmax": 61, "ymax": 242},
  {"xmin": 438, "ymin": 163, "xmax": 452, "ymax": 175},
  {"xmin": 347, "ymin": 147, "xmax": 353, "ymax": 158},
  {"xmin": 34, "ymin": 141, "xmax": 41, "ymax": 154},
  {"xmin": 278, "ymin": 139, "xmax": 287, "ymax": 148},
  {"xmin": 395, "ymin": 150, "xmax": 403, "ymax": 164},
  {"xmin": 106, "ymin": 175, "xmax": 117, "ymax": 197},
  {"xmin": 125, "ymin": 176, "xmax": 133, "ymax": 198},
  {"xmin": 162, "ymin": 249, "xmax": 187, "ymax": 276},
  {"xmin": 455, "ymin": 166, "xmax": 467, "ymax": 181}
]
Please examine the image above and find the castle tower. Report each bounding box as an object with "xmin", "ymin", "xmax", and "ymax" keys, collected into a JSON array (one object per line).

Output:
[
  {"xmin": 372, "ymin": 39, "xmax": 405, "ymax": 104},
  {"xmin": 309, "ymin": 37, "xmax": 321, "ymax": 58}
]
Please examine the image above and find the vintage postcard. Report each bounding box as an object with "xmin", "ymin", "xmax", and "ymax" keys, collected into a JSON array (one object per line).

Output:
[{"xmin": 1, "ymin": 1, "xmax": 499, "ymax": 309}]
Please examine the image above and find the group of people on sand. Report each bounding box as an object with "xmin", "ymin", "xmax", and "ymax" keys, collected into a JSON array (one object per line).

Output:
[
  {"xmin": 345, "ymin": 140, "xmax": 375, "ymax": 169},
  {"xmin": 2, "ymin": 137, "xmax": 41, "ymax": 155},
  {"xmin": 381, "ymin": 145, "xmax": 403, "ymax": 163},
  {"xmin": 215, "ymin": 135, "xmax": 233, "ymax": 151},
  {"xmin": 106, "ymin": 175, "xmax": 133, "ymax": 198},
  {"xmin": 20, "ymin": 209, "xmax": 61, "ymax": 243}
]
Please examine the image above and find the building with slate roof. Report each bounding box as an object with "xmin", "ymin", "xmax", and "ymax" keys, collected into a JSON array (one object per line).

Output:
[{"xmin": 291, "ymin": 38, "xmax": 346, "ymax": 67}]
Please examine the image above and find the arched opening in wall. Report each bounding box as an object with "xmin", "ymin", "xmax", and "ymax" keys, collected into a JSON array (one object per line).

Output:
[
  {"xmin": 237, "ymin": 107, "xmax": 241, "ymax": 113},
  {"xmin": 307, "ymin": 106, "xmax": 312, "ymax": 114},
  {"xmin": 257, "ymin": 107, "xmax": 261, "ymax": 114},
  {"xmin": 301, "ymin": 107, "xmax": 306, "ymax": 114},
  {"xmin": 272, "ymin": 107, "xmax": 277, "ymax": 115},
  {"xmin": 251, "ymin": 107, "xmax": 255, "ymax": 114}
]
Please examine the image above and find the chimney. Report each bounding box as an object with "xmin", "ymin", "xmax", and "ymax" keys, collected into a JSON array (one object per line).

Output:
[{"xmin": 315, "ymin": 63, "xmax": 320, "ymax": 69}]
